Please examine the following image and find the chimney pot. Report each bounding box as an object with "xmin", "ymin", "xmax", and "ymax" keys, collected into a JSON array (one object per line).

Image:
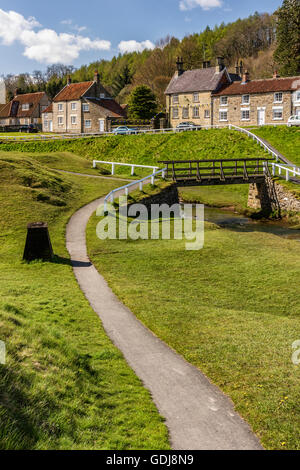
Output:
[
  {"xmin": 216, "ymin": 57, "xmax": 225, "ymax": 72},
  {"xmin": 273, "ymin": 70, "xmax": 279, "ymax": 79},
  {"xmin": 176, "ymin": 57, "xmax": 184, "ymax": 76},
  {"xmin": 67, "ymin": 75, "xmax": 71, "ymax": 86},
  {"xmin": 94, "ymin": 70, "xmax": 100, "ymax": 83},
  {"xmin": 242, "ymin": 70, "xmax": 250, "ymax": 84}
]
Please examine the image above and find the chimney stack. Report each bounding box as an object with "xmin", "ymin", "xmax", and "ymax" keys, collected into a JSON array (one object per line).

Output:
[
  {"xmin": 14, "ymin": 88, "xmax": 19, "ymax": 97},
  {"xmin": 273, "ymin": 70, "xmax": 279, "ymax": 79},
  {"xmin": 239, "ymin": 61, "xmax": 244, "ymax": 77},
  {"xmin": 176, "ymin": 57, "xmax": 184, "ymax": 76},
  {"xmin": 94, "ymin": 70, "xmax": 100, "ymax": 83},
  {"xmin": 67, "ymin": 75, "xmax": 71, "ymax": 86},
  {"xmin": 242, "ymin": 70, "xmax": 250, "ymax": 84},
  {"xmin": 203, "ymin": 61, "xmax": 211, "ymax": 69},
  {"xmin": 235, "ymin": 62, "xmax": 240, "ymax": 75},
  {"xmin": 216, "ymin": 57, "xmax": 225, "ymax": 73}
]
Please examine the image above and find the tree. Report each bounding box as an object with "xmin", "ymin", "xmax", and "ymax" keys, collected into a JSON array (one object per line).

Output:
[
  {"xmin": 274, "ymin": 0, "xmax": 300, "ymax": 75},
  {"xmin": 128, "ymin": 85, "xmax": 158, "ymax": 120}
]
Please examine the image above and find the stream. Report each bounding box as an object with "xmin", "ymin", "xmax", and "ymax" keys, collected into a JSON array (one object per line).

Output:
[{"xmin": 202, "ymin": 205, "xmax": 300, "ymax": 242}]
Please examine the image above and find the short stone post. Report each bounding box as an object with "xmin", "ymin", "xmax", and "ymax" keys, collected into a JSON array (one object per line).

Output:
[{"xmin": 23, "ymin": 222, "xmax": 53, "ymax": 261}]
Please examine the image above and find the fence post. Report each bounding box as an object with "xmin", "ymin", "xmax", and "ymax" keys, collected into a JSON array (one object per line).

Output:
[
  {"xmin": 125, "ymin": 187, "xmax": 129, "ymax": 196},
  {"xmin": 272, "ymin": 163, "xmax": 275, "ymax": 176},
  {"xmin": 93, "ymin": 160, "xmax": 96, "ymax": 168},
  {"xmin": 286, "ymin": 170, "xmax": 290, "ymax": 181},
  {"xmin": 151, "ymin": 175, "xmax": 155, "ymax": 185},
  {"xmin": 111, "ymin": 163, "xmax": 115, "ymax": 175},
  {"xmin": 139, "ymin": 181, "xmax": 143, "ymax": 191},
  {"xmin": 131, "ymin": 166, "xmax": 135, "ymax": 176}
]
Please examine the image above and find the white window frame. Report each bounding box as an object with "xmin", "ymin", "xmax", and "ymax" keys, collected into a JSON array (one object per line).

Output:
[
  {"xmin": 24, "ymin": 118, "xmax": 29, "ymax": 125},
  {"xmin": 82, "ymin": 103, "xmax": 90, "ymax": 112},
  {"xmin": 272, "ymin": 106, "xmax": 283, "ymax": 120},
  {"xmin": 204, "ymin": 109, "xmax": 210, "ymax": 119},
  {"xmin": 172, "ymin": 107, "xmax": 179, "ymax": 119},
  {"xmin": 193, "ymin": 106, "xmax": 199, "ymax": 118},
  {"xmin": 241, "ymin": 108, "xmax": 250, "ymax": 121},
  {"xmin": 295, "ymin": 91, "xmax": 300, "ymax": 103},
  {"xmin": 242, "ymin": 95, "xmax": 250, "ymax": 105},
  {"xmin": 58, "ymin": 103, "xmax": 63, "ymax": 112},
  {"xmin": 85, "ymin": 119, "xmax": 91, "ymax": 128},
  {"xmin": 44, "ymin": 113, "xmax": 48, "ymax": 120},
  {"xmin": 220, "ymin": 96, "xmax": 228, "ymax": 106},
  {"xmin": 71, "ymin": 102, "xmax": 77, "ymax": 111},
  {"xmin": 274, "ymin": 92, "xmax": 283, "ymax": 103},
  {"xmin": 58, "ymin": 116, "xmax": 63, "ymax": 126},
  {"xmin": 100, "ymin": 93, "xmax": 105, "ymax": 99},
  {"xmin": 219, "ymin": 109, "xmax": 228, "ymax": 122},
  {"xmin": 172, "ymin": 95, "xmax": 179, "ymax": 105},
  {"xmin": 44, "ymin": 120, "xmax": 48, "ymax": 128},
  {"xmin": 71, "ymin": 115, "xmax": 77, "ymax": 125},
  {"xmin": 182, "ymin": 107, "xmax": 189, "ymax": 119},
  {"xmin": 22, "ymin": 103, "xmax": 30, "ymax": 111},
  {"xmin": 193, "ymin": 93, "xmax": 199, "ymax": 103}
]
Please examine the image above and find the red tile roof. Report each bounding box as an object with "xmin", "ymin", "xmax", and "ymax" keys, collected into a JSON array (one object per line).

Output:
[
  {"xmin": 53, "ymin": 81, "xmax": 94, "ymax": 102},
  {"xmin": 0, "ymin": 92, "xmax": 47, "ymax": 118},
  {"xmin": 214, "ymin": 76, "xmax": 300, "ymax": 96},
  {"xmin": 87, "ymin": 98, "xmax": 126, "ymax": 118},
  {"xmin": 42, "ymin": 103, "xmax": 53, "ymax": 113}
]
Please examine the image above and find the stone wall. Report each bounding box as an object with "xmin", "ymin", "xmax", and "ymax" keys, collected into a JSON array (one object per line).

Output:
[
  {"xmin": 167, "ymin": 91, "xmax": 212, "ymax": 128},
  {"xmin": 248, "ymin": 177, "xmax": 300, "ymax": 214},
  {"xmin": 127, "ymin": 184, "xmax": 179, "ymax": 215}
]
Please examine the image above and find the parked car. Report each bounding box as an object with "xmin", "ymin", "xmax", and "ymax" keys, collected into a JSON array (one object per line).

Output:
[
  {"xmin": 19, "ymin": 124, "xmax": 38, "ymax": 133},
  {"xmin": 113, "ymin": 126, "xmax": 138, "ymax": 135},
  {"xmin": 287, "ymin": 115, "xmax": 300, "ymax": 127},
  {"xmin": 176, "ymin": 122, "xmax": 201, "ymax": 131}
]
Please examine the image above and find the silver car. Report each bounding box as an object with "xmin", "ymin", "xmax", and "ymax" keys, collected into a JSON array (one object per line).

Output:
[{"xmin": 287, "ymin": 115, "xmax": 300, "ymax": 127}]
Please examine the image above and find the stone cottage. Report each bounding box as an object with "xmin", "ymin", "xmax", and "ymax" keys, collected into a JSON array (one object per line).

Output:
[
  {"xmin": 213, "ymin": 71, "xmax": 300, "ymax": 126},
  {"xmin": 44, "ymin": 72, "xmax": 126, "ymax": 134},
  {"xmin": 0, "ymin": 91, "xmax": 50, "ymax": 128}
]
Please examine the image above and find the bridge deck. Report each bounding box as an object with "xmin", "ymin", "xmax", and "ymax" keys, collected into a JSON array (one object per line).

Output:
[{"xmin": 159, "ymin": 158, "xmax": 273, "ymax": 186}]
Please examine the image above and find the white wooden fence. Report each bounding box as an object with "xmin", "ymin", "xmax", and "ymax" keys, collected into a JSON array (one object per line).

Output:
[
  {"xmin": 270, "ymin": 162, "xmax": 300, "ymax": 181},
  {"xmin": 92, "ymin": 160, "xmax": 159, "ymax": 176}
]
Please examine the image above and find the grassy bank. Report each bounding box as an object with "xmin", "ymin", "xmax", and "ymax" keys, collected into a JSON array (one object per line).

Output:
[
  {"xmin": 87, "ymin": 210, "xmax": 300, "ymax": 450},
  {"xmin": 0, "ymin": 153, "xmax": 170, "ymax": 450},
  {"xmin": 0, "ymin": 129, "xmax": 268, "ymax": 167},
  {"xmin": 251, "ymin": 126, "xmax": 300, "ymax": 166}
]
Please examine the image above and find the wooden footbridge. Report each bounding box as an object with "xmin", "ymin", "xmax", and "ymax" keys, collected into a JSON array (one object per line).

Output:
[{"xmin": 159, "ymin": 158, "xmax": 273, "ymax": 186}]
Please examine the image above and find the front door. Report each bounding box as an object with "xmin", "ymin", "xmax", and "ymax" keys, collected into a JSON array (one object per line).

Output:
[
  {"xmin": 49, "ymin": 120, "xmax": 53, "ymax": 132},
  {"xmin": 257, "ymin": 109, "xmax": 265, "ymax": 126},
  {"xmin": 99, "ymin": 120, "xmax": 105, "ymax": 133}
]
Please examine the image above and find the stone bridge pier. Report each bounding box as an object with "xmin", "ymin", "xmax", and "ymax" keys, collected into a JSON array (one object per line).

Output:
[{"xmin": 248, "ymin": 177, "xmax": 300, "ymax": 215}]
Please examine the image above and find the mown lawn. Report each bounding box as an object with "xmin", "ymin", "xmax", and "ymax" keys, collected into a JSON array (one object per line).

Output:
[
  {"xmin": 251, "ymin": 126, "xmax": 300, "ymax": 166},
  {"xmin": 0, "ymin": 153, "xmax": 170, "ymax": 450},
  {"xmin": 87, "ymin": 212, "xmax": 300, "ymax": 450}
]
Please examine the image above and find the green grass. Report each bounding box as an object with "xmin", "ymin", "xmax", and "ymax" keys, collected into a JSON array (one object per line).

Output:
[
  {"xmin": 178, "ymin": 184, "xmax": 249, "ymax": 210},
  {"xmin": 251, "ymin": 126, "xmax": 300, "ymax": 166},
  {"xmin": 0, "ymin": 152, "xmax": 170, "ymax": 450},
  {"xmin": 0, "ymin": 129, "xmax": 268, "ymax": 166},
  {"xmin": 87, "ymin": 211, "xmax": 300, "ymax": 450}
]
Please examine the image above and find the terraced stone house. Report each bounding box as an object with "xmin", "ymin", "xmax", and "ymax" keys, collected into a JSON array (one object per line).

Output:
[
  {"xmin": 43, "ymin": 72, "xmax": 126, "ymax": 134},
  {"xmin": 0, "ymin": 91, "xmax": 50, "ymax": 128},
  {"xmin": 165, "ymin": 57, "xmax": 241, "ymax": 128},
  {"xmin": 165, "ymin": 59, "xmax": 300, "ymax": 127},
  {"xmin": 213, "ymin": 72, "xmax": 300, "ymax": 126}
]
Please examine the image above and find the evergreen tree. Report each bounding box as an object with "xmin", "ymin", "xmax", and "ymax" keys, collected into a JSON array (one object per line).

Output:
[
  {"xmin": 274, "ymin": 0, "xmax": 300, "ymax": 75},
  {"xmin": 128, "ymin": 85, "xmax": 158, "ymax": 120}
]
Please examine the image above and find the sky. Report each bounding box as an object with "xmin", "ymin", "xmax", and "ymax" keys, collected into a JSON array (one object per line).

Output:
[{"xmin": 0, "ymin": 0, "xmax": 281, "ymax": 75}]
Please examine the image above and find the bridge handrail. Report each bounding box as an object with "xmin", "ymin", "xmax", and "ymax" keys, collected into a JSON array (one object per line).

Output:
[
  {"xmin": 159, "ymin": 157, "xmax": 274, "ymax": 164},
  {"xmin": 103, "ymin": 168, "xmax": 167, "ymax": 213}
]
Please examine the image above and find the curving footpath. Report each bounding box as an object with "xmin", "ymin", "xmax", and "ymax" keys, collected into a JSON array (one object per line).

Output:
[{"xmin": 66, "ymin": 194, "xmax": 263, "ymax": 450}]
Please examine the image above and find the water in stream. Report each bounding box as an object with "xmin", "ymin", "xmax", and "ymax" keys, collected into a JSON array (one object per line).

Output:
[{"xmin": 202, "ymin": 205, "xmax": 300, "ymax": 242}]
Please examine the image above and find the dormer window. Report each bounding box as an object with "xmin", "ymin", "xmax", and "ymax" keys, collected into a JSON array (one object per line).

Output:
[
  {"xmin": 220, "ymin": 96, "xmax": 228, "ymax": 106},
  {"xmin": 22, "ymin": 103, "xmax": 30, "ymax": 111}
]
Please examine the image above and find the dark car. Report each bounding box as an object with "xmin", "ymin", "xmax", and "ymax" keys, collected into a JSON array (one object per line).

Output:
[{"xmin": 19, "ymin": 124, "xmax": 38, "ymax": 133}]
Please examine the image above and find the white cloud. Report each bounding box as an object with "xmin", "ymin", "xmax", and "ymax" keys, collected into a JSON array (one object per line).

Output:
[
  {"xmin": 0, "ymin": 9, "xmax": 40, "ymax": 45},
  {"xmin": 118, "ymin": 40, "xmax": 155, "ymax": 54},
  {"xmin": 61, "ymin": 19, "xmax": 87, "ymax": 33},
  {"xmin": 179, "ymin": 0, "xmax": 222, "ymax": 11},
  {"xmin": 0, "ymin": 8, "xmax": 111, "ymax": 64}
]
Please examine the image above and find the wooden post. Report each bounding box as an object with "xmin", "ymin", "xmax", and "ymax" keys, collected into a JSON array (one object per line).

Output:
[{"xmin": 23, "ymin": 222, "xmax": 53, "ymax": 261}]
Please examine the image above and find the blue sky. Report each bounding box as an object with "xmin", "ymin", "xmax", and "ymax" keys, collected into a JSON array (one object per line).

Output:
[{"xmin": 0, "ymin": 0, "xmax": 281, "ymax": 75}]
